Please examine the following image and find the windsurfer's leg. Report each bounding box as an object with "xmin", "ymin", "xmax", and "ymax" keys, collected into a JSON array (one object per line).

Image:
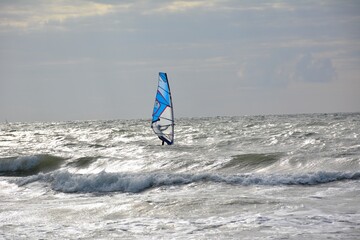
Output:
[{"xmin": 162, "ymin": 141, "xmax": 164, "ymax": 145}]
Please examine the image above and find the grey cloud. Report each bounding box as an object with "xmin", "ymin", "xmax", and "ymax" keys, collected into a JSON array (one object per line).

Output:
[
  {"xmin": 294, "ymin": 53, "xmax": 337, "ymax": 83},
  {"xmin": 237, "ymin": 50, "xmax": 294, "ymax": 88}
]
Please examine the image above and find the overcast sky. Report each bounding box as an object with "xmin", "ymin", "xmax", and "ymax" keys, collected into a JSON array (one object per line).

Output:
[{"xmin": 1, "ymin": 0, "xmax": 359, "ymax": 122}]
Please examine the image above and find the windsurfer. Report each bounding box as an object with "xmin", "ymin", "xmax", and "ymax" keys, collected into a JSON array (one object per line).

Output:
[{"xmin": 151, "ymin": 72, "xmax": 174, "ymax": 145}]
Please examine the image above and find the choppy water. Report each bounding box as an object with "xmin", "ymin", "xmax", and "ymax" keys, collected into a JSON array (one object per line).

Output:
[{"xmin": 0, "ymin": 113, "xmax": 359, "ymax": 239}]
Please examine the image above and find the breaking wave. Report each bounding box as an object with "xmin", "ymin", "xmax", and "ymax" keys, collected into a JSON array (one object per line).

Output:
[
  {"xmin": 14, "ymin": 170, "xmax": 360, "ymax": 193},
  {"xmin": 0, "ymin": 155, "xmax": 64, "ymax": 176}
]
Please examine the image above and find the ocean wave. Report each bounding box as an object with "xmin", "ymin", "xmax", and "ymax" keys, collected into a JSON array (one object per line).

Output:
[
  {"xmin": 0, "ymin": 155, "xmax": 64, "ymax": 176},
  {"xmin": 13, "ymin": 170, "xmax": 360, "ymax": 193},
  {"xmin": 222, "ymin": 153, "xmax": 282, "ymax": 170},
  {"xmin": 66, "ymin": 156, "xmax": 100, "ymax": 168}
]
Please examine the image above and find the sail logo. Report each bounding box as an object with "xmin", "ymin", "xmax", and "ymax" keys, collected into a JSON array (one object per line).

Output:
[{"xmin": 155, "ymin": 100, "xmax": 160, "ymax": 109}]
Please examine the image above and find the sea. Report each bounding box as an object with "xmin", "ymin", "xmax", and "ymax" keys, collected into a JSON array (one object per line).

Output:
[{"xmin": 0, "ymin": 112, "xmax": 359, "ymax": 239}]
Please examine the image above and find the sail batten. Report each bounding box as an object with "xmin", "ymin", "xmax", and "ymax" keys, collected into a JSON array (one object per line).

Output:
[{"xmin": 151, "ymin": 72, "xmax": 174, "ymax": 145}]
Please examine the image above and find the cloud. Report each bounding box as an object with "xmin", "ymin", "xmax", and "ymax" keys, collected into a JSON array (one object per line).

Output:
[
  {"xmin": 0, "ymin": 0, "xmax": 221, "ymax": 30},
  {"xmin": 0, "ymin": 0, "xmax": 117, "ymax": 30},
  {"xmin": 237, "ymin": 51, "xmax": 294, "ymax": 88},
  {"xmin": 0, "ymin": 1, "xmax": 341, "ymax": 31},
  {"xmin": 142, "ymin": 0, "xmax": 297, "ymax": 14},
  {"xmin": 237, "ymin": 50, "xmax": 338, "ymax": 88},
  {"xmin": 294, "ymin": 53, "xmax": 337, "ymax": 83},
  {"xmin": 156, "ymin": 1, "xmax": 214, "ymax": 13}
]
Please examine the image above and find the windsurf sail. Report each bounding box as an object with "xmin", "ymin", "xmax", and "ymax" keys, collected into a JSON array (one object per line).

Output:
[{"xmin": 151, "ymin": 72, "xmax": 174, "ymax": 145}]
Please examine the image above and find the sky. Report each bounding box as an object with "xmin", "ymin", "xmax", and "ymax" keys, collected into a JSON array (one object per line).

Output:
[{"xmin": 0, "ymin": 0, "xmax": 359, "ymax": 122}]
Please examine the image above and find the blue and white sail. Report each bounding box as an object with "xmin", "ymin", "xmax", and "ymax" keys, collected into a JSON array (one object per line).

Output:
[{"xmin": 151, "ymin": 72, "xmax": 174, "ymax": 145}]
